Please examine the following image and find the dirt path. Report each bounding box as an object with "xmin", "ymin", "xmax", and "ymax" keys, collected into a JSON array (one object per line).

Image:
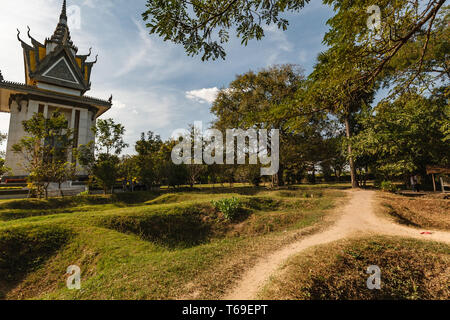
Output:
[{"xmin": 223, "ymin": 189, "xmax": 450, "ymax": 300}]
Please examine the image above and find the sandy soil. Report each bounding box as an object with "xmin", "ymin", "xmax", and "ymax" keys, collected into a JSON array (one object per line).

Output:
[{"xmin": 223, "ymin": 189, "xmax": 450, "ymax": 300}]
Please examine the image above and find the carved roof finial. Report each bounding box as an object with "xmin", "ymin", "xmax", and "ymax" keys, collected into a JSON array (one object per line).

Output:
[
  {"xmin": 108, "ymin": 95, "xmax": 113, "ymax": 104},
  {"xmin": 48, "ymin": 0, "xmax": 78, "ymax": 53},
  {"xmin": 0, "ymin": 70, "xmax": 4, "ymax": 82},
  {"xmin": 60, "ymin": 0, "xmax": 68, "ymax": 23}
]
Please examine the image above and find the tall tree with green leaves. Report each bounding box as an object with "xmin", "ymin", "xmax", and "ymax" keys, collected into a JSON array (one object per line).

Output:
[
  {"xmin": 324, "ymin": 0, "xmax": 448, "ymax": 93},
  {"xmin": 94, "ymin": 119, "xmax": 128, "ymax": 156},
  {"xmin": 352, "ymin": 89, "xmax": 450, "ymax": 180},
  {"xmin": 80, "ymin": 118, "xmax": 129, "ymax": 194},
  {"xmin": 143, "ymin": 0, "xmax": 311, "ymax": 60},
  {"xmin": 211, "ymin": 64, "xmax": 316, "ymax": 186},
  {"xmin": 135, "ymin": 131, "xmax": 163, "ymax": 190},
  {"xmin": 143, "ymin": 0, "xmax": 446, "ymax": 70},
  {"xmin": 307, "ymin": 48, "xmax": 376, "ymax": 188},
  {"xmin": 12, "ymin": 111, "xmax": 75, "ymax": 199},
  {"xmin": 309, "ymin": 1, "xmax": 448, "ymax": 187}
]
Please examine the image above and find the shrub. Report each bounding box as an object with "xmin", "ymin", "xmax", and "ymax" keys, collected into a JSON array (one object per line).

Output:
[
  {"xmin": 380, "ymin": 181, "xmax": 398, "ymax": 193},
  {"xmin": 211, "ymin": 197, "xmax": 242, "ymax": 220}
]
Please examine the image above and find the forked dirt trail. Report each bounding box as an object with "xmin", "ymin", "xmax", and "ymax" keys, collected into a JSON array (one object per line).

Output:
[{"xmin": 223, "ymin": 189, "xmax": 450, "ymax": 300}]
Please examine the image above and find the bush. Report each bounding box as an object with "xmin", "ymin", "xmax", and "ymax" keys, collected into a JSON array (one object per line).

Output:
[
  {"xmin": 380, "ymin": 181, "xmax": 398, "ymax": 193},
  {"xmin": 211, "ymin": 197, "xmax": 242, "ymax": 220},
  {"xmin": 77, "ymin": 190, "xmax": 89, "ymax": 197}
]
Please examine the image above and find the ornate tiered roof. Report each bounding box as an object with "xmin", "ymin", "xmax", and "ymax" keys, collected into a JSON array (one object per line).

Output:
[
  {"xmin": 0, "ymin": 0, "xmax": 111, "ymax": 117},
  {"xmin": 17, "ymin": 0, "xmax": 97, "ymax": 94}
]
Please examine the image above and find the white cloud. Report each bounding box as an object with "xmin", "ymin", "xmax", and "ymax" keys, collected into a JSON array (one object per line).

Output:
[
  {"xmin": 298, "ymin": 49, "xmax": 308, "ymax": 63},
  {"xmin": 185, "ymin": 87, "xmax": 219, "ymax": 104},
  {"xmin": 264, "ymin": 25, "xmax": 294, "ymax": 53}
]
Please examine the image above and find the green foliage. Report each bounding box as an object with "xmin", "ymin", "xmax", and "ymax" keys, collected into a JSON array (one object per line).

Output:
[
  {"xmin": 77, "ymin": 190, "xmax": 89, "ymax": 197},
  {"xmin": 93, "ymin": 154, "xmax": 121, "ymax": 194},
  {"xmin": 322, "ymin": 0, "xmax": 448, "ymax": 93},
  {"xmin": 142, "ymin": 0, "xmax": 310, "ymax": 60},
  {"xmin": 12, "ymin": 111, "xmax": 75, "ymax": 198},
  {"xmin": 211, "ymin": 197, "xmax": 242, "ymax": 220},
  {"xmin": 78, "ymin": 119, "xmax": 129, "ymax": 194},
  {"xmin": 211, "ymin": 64, "xmax": 329, "ymax": 186},
  {"xmin": 93, "ymin": 118, "xmax": 128, "ymax": 156},
  {"xmin": 353, "ymin": 91, "xmax": 449, "ymax": 178},
  {"xmin": 380, "ymin": 181, "xmax": 398, "ymax": 193},
  {"xmin": 135, "ymin": 131, "xmax": 163, "ymax": 189},
  {"xmin": 0, "ymin": 132, "xmax": 8, "ymax": 176}
]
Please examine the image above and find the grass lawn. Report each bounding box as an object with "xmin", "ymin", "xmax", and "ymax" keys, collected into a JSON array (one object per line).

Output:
[
  {"xmin": 0, "ymin": 185, "xmax": 346, "ymax": 300},
  {"xmin": 379, "ymin": 193, "xmax": 450, "ymax": 231},
  {"xmin": 259, "ymin": 236, "xmax": 450, "ymax": 300}
]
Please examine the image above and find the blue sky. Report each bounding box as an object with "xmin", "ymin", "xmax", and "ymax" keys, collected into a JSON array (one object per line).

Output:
[{"xmin": 0, "ymin": 0, "xmax": 335, "ymax": 154}]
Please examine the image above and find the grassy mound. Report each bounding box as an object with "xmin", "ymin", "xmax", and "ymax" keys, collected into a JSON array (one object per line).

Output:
[
  {"xmin": 0, "ymin": 192, "xmax": 162, "ymax": 221},
  {"xmin": 0, "ymin": 225, "xmax": 73, "ymax": 298},
  {"xmin": 0, "ymin": 186, "xmax": 344, "ymax": 300},
  {"xmin": 381, "ymin": 193, "xmax": 450, "ymax": 230},
  {"xmin": 260, "ymin": 237, "xmax": 450, "ymax": 300},
  {"xmin": 98, "ymin": 204, "xmax": 225, "ymax": 248}
]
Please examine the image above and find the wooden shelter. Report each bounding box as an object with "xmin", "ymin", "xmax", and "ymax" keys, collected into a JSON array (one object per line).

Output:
[{"xmin": 426, "ymin": 166, "xmax": 450, "ymax": 193}]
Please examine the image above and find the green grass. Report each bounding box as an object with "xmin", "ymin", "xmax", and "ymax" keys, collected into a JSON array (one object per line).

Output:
[{"xmin": 0, "ymin": 185, "xmax": 344, "ymax": 300}]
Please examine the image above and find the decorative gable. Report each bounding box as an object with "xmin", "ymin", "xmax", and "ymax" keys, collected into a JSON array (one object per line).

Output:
[
  {"xmin": 16, "ymin": 0, "xmax": 97, "ymax": 95},
  {"xmin": 43, "ymin": 57, "xmax": 79, "ymax": 84}
]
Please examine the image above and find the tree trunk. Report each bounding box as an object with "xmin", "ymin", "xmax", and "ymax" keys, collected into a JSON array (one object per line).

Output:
[
  {"xmin": 311, "ymin": 165, "xmax": 316, "ymax": 185},
  {"xmin": 344, "ymin": 116, "xmax": 359, "ymax": 189},
  {"xmin": 277, "ymin": 165, "xmax": 284, "ymax": 187}
]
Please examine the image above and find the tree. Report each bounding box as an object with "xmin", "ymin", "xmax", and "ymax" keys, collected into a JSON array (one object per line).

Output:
[
  {"xmin": 120, "ymin": 155, "xmax": 139, "ymax": 192},
  {"xmin": 352, "ymin": 89, "xmax": 450, "ymax": 181},
  {"xmin": 306, "ymin": 34, "xmax": 378, "ymax": 188},
  {"xmin": 12, "ymin": 111, "xmax": 75, "ymax": 199},
  {"xmin": 94, "ymin": 119, "xmax": 128, "ymax": 156},
  {"xmin": 321, "ymin": 0, "xmax": 447, "ymax": 93},
  {"xmin": 135, "ymin": 131, "xmax": 163, "ymax": 190},
  {"xmin": 383, "ymin": 6, "xmax": 449, "ymax": 94},
  {"xmin": 211, "ymin": 64, "xmax": 311, "ymax": 186},
  {"xmin": 158, "ymin": 140, "xmax": 188, "ymax": 188},
  {"xmin": 80, "ymin": 118, "xmax": 129, "ymax": 194},
  {"xmin": 0, "ymin": 132, "xmax": 9, "ymax": 177},
  {"xmin": 93, "ymin": 154, "xmax": 121, "ymax": 194},
  {"xmin": 143, "ymin": 0, "xmax": 446, "ymax": 73},
  {"xmin": 143, "ymin": 0, "xmax": 310, "ymax": 60}
]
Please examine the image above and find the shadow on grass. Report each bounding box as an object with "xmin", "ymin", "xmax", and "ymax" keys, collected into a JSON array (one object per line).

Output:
[
  {"xmin": 383, "ymin": 204, "xmax": 421, "ymax": 228},
  {"xmin": 98, "ymin": 201, "xmax": 258, "ymax": 249},
  {"xmin": 99, "ymin": 205, "xmax": 220, "ymax": 249},
  {"xmin": 0, "ymin": 225, "xmax": 73, "ymax": 299}
]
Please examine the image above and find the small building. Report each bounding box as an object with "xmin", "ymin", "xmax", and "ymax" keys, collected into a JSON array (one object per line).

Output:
[
  {"xmin": 0, "ymin": 0, "xmax": 111, "ymax": 180},
  {"xmin": 426, "ymin": 166, "xmax": 450, "ymax": 193}
]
